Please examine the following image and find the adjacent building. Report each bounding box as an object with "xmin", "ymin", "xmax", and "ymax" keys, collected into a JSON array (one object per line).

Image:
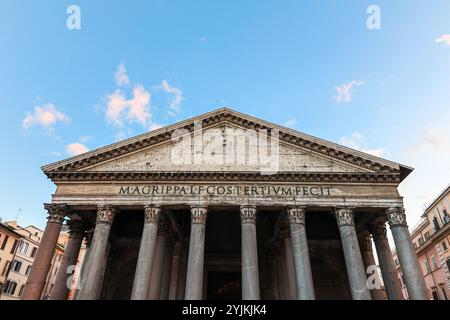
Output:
[
  {"xmin": 0, "ymin": 221, "xmax": 65, "ymax": 300},
  {"xmin": 393, "ymin": 184, "xmax": 450, "ymax": 300},
  {"xmin": 0, "ymin": 222, "xmax": 22, "ymax": 298}
]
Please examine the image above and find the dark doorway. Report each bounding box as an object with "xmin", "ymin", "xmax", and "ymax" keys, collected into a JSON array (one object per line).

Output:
[{"xmin": 207, "ymin": 272, "xmax": 241, "ymax": 300}]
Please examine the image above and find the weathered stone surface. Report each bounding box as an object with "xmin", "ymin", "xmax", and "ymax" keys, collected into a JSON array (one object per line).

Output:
[{"xmin": 83, "ymin": 125, "xmax": 367, "ymax": 173}]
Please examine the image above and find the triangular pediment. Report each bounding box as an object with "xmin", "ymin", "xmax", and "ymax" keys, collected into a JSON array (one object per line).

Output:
[{"xmin": 42, "ymin": 108, "xmax": 412, "ymax": 181}]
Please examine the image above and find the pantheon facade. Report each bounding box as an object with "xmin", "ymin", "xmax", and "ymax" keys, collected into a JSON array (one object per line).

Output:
[{"xmin": 22, "ymin": 108, "xmax": 429, "ymax": 300}]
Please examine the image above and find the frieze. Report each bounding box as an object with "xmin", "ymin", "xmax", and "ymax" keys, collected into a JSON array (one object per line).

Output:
[
  {"xmin": 45, "ymin": 171, "xmax": 401, "ymax": 184},
  {"xmin": 118, "ymin": 184, "xmax": 334, "ymax": 198}
]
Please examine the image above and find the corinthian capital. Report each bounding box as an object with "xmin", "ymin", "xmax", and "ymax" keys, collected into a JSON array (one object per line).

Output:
[
  {"xmin": 44, "ymin": 203, "xmax": 68, "ymax": 224},
  {"xmin": 287, "ymin": 206, "xmax": 306, "ymax": 225},
  {"xmin": 334, "ymin": 207, "xmax": 355, "ymax": 227},
  {"xmin": 369, "ymin": 222, "xmax": 387, "ymax": 239},
  {"xmin": 191, "ymin": 206, "xmax": 207, "ymax": 224},
  {"xmin": 144, "ymin": 205, "xmax": 161, "ymax": 224},
  {"xmin": 157, "ymin": 217, "xmax": 170, "ymax": 236},
  {"xmin": 96, "ymin": 205, "xmax": 118, "ymax": 224},
  {"xmin": 358, "ymin": 233, "xmax": 372, "ymax": 251},
  {"xmin": 240, "ymin": 205, "xmax": 257, "ymax": 224},
  {"xmin": 386, "ymin": 207, "xmax": 407, "ymax": 228},
  {"xmin": 67, "ymin": 219, "xmax": 86, "ymax": 235}
]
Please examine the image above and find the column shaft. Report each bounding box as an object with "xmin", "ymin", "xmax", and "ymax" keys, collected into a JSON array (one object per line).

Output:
[
  {"xmin": 160, "ymin": 241, "xmax": 174, "ymax": 300},
  {"xmin": 176, "ymin": 245, "xmax": 188, "ymax": 300},
  {"xmin": 370, "ymin": 222, "xmax": 404, "ymax": 300},
  {"xmin": 276, "ymin": 254, "xmax": 286, "ymax": 299},
  {"xmin": 269, "ymin": 249, "xmax": 280, "ymax": 300},
  {"xmin": 387, "ymin": 207, "xmax": 430, "ymax": 300},
  {"xmin": 22, "ymin": 204, "xmax": 66, "ymax": 300},
  {"xmin": 287, "ymin": 207, "xmax": 315, "ymax": 300},
  {"xmin": 49, "ymin": 219, "xmax": 85, "ymax": 300},
  {"xmin": 185, "ymin": 206, "xmax": 207, "ymax": 300},
  {"xmin": 168, "ymin": 242, "xmax": 183, "ymax": 300},
  {"xmin": 358, "ymin": 232, "xmax": 385, "ymax": 300},
  {"xmin": 148, "ymin": 218, "xmax": 169, "ymax": 299},
  {"xmin": 280, "ymin": 222, "xmax": 297, "ymax": 299},
  {"xmin": 72, "ymin": 230, "xmax": 93, "ymax": 300},
  {"xmin": 240, "ymin": 206, "xmax": 260, "ymax": 300},
  {"xmin": 335, "ymin": 208, "xmax": 372, "ymax": 300},
  {"xmin": 130, "ymin": 205, "xmax": 161, "ymax": 300},
  {"xmin": 77, "ymin": 205, "xmax": 116, "ymax": 300}
]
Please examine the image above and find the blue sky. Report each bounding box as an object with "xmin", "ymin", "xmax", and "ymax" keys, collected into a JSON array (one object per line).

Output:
[{"xmin": 1, "ymin": 1, "xmax": 449, "ymax": 229}]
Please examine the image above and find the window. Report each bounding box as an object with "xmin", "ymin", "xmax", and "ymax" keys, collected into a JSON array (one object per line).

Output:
[
  {"xmin": 443, "ymin": 241, "xmax": 448, "ymax": 251},
  {"xmin": 10, "ymin": 239, "xmax": 18, "ymax": 254},
  {"xmin": 18, "ymin": 285, "xmax": 25, "ymax": 297},
  {"xmin": 424, "ymin": 232, "xmax": 430, "ymax": 240},
  {"xmin": 25, "ymin": 265, "xmax": 32, "ymax": 275},
  {"xmin": 413, "ymin": 242, "xmax": 418, "ymax": 249},
  {"xmin": 440, "ymin": 285, "xmax": 448, "ymax": 300},
  {"xmin": 431, "ymin": 255, "xmax": 439, "ymax": 270},
  {"xmin": 432, "ymin": 290, "xmax": 439, "ymax": 300},
  {"xmin": 394, "ymin": 259, "xmax": 399, "ymax": 266},
  {"xmin": 433, "ymin": 217, "xmax": 441, "ymax": 231},
  {"xmin": 419, "ymin": 237, "xmax": 425, "ymax": 245},
  {"xmin": 11, "ymin": 260, "xmax": 22, "ymax": 273},
  {"xmin": 1, "ymin": 260, "xmax": 10, "ymax": 276},
  {"xmin": 446, "ymin": 258, "xmax": 450, "ymax": 272},
  {"xmin": 2, "ymin": 280, "xmax": 17, "ymax": 295},
  {"xmin": 30, "ymin": 247, "xmax": 37, "ymax": 258},
  {"xmin": 1, "ymin": 235, "xmax": 9, "ymax": 250},
  {"xmin": 444, "ymin": 210, "xmax": 450, "ymax": 224},
  {"xmin": 17, "ymin": 241, "xmax": 29, "ymax": 255},
  {"xmin": 423, "ymin": 260, "xmax": 431, "ymax": 274}
]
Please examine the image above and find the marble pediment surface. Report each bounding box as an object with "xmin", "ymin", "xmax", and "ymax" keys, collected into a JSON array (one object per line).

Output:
[
  {"xmin": 80, "ymin": 124, "xmax": 369, "ymax": 173},
  {"xmin": 42, "ymin": 107, "xmax": 412, "ymax": 179}
]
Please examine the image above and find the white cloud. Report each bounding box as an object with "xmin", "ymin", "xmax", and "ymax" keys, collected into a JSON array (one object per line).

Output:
[
  {"xmin": 334, "ymin": 80, "xmax": 364, "ymax": 104},
  {"xmin": 340, "ymin": 132, "xmax": 384, "ymax": 157},
  {"xmin": 160, "ymin": 80, "xmax": 184, "ymax": 116},
  {"xmin": 106, "ymin": 85, "xmax": 151, "ymax": 127},
  {"xmin": 284, "ymin": 117, "xmax": 297, "ymax": 127},
  {"xmin": 23, "ymin": 104, "xmax": 69, "ymax": 130},
  {"xmin": 406, "ymin": 126, "xmax": 450, "ymax": 158},
  {"xmin": 115, "ymin": 63, "xmax": 130, "ymax": 87},
  {"xmin": 399, "ymin": 127, "xmax": 450, "ymax": 229},
  {"xmin": 435, "ymin": 34, "xmax": 450, "ymax": 46},
  {"xmin": 66, "ymin": 143, "xmax": 89, "ymax": 156}
]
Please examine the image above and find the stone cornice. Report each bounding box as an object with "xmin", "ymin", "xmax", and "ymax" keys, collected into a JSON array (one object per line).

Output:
[
  {"xmin": 45, "ymin": 170, "xmax": 401, "ymax": 183},
  {"xmin": 42, "ymin": 108, "xmax": 407, "ymax": 179}
]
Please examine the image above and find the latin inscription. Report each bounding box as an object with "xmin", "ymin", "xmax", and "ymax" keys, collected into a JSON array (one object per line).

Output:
[{"xmin": 118, "ymin": 184, "xmax": 333, "ymax": 197}]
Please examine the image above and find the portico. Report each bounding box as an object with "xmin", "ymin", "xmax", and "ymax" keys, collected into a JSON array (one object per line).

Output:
[{"xmin": 22, "ymin": 108, "xmax": 429, "ymax": 300}]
